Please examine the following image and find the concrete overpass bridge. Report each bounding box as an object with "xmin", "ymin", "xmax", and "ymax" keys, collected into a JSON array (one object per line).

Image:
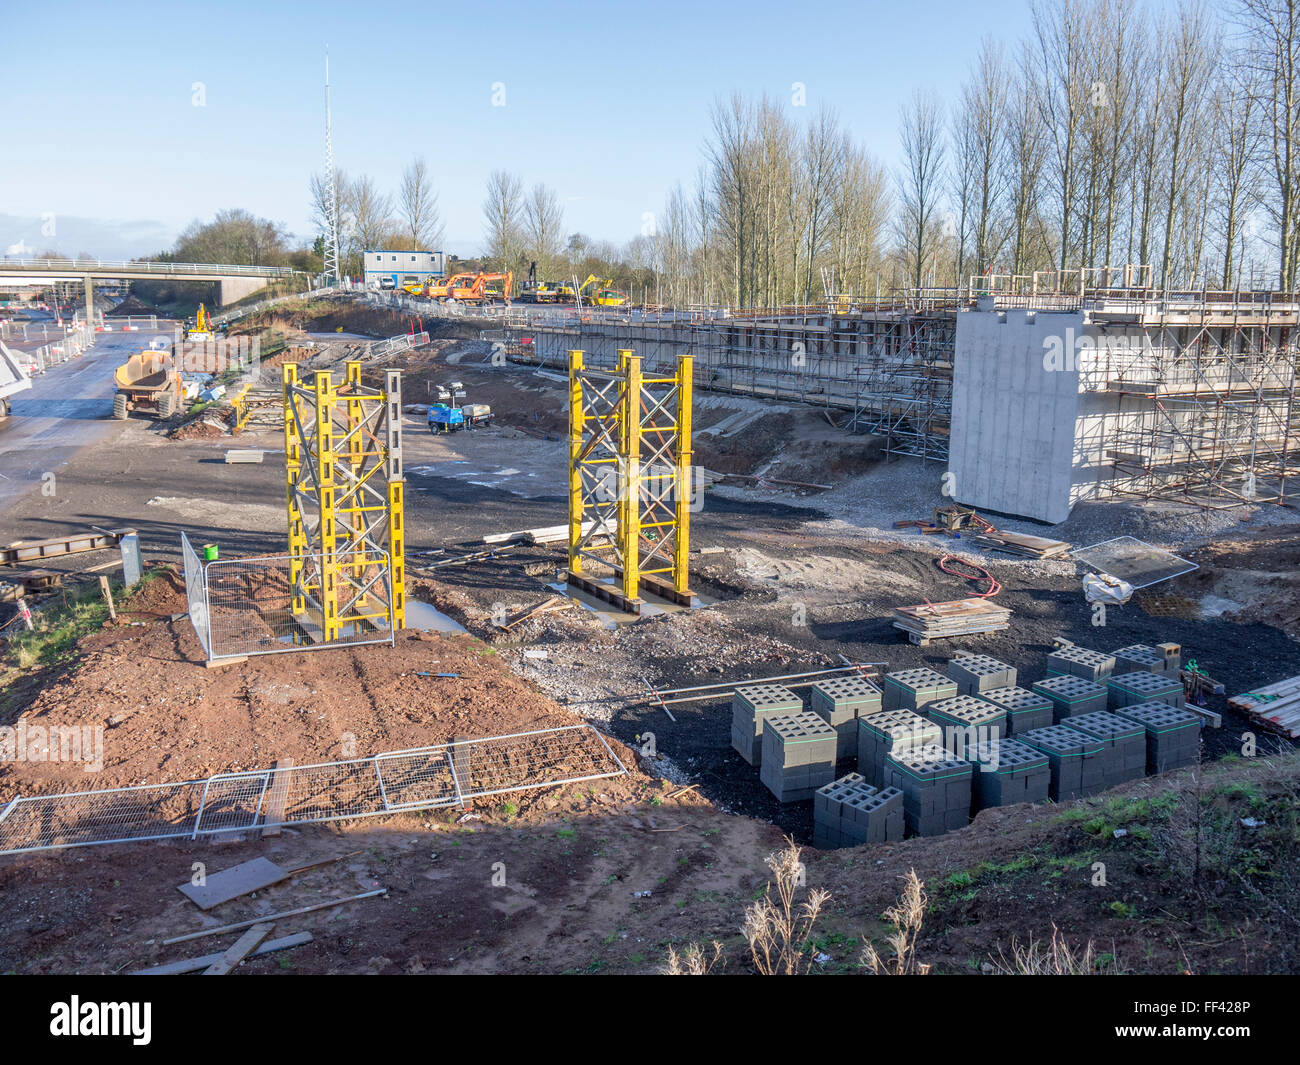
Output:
[{"xmin": 0, "ymin": 258, "xmax": 302, "ymax": 317}]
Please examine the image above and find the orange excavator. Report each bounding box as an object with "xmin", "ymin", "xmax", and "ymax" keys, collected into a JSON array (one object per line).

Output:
[
  {"xmin": 421, "ymin": 272, "xmax": 476, "ymax": 299},
  {"xmin": 446, "ymin": 271, "xmax": 513, "ymax": 305}
]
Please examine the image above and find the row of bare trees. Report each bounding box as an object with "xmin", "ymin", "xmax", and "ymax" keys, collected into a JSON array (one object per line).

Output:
[
  {"xmin": 309, "ymin": 157, "xmax": 445, "ymax": 278},
  {"xmin": 685, "ymin": 0, "xmax": 1300, "ymax": 304},
  {"xmin": 306, "ymin": 0, "xmax": 1300, "ymax": 303},
  {"xmin": 900, "ymin": 0, "xmax": 1300, "ymax": 293}
]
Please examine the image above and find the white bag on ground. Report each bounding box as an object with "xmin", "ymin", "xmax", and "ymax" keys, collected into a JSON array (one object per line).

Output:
[{"xmin": 1083, "ymin": 572, "xmax": 1133, "ymax": 605}]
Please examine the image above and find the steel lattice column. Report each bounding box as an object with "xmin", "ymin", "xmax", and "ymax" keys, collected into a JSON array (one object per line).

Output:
[
  {"xmin": 282, "ymin": 360, "xmax": 406, "ymax": 643},
  {"xmin": 566, "ymin": 347, "xmax": 695, "ymax": 614}
]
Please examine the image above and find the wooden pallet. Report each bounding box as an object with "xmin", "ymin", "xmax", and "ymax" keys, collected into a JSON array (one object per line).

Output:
[
  {"xmin": 1228, "ymin": 675, "xmax": 1300, "ymax": 739},
  {"xmin": 892, "ymin": 598, "xmax": 1012, "ymax": 646}
]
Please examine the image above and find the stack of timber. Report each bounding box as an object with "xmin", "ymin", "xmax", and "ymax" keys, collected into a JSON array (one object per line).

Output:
[
  {"xmin": 973, "ymin": 531, "xmax": 1071, "ymax": 559},
  {"xmin": 1228, "ymin": 675, "xmax": 1300, "ymax": 740},
  {"xmin": 892, "ymin": 598, "xmax": 1012, "ymax": 646}
]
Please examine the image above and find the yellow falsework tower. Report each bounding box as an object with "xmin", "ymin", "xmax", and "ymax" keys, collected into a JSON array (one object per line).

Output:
[
  {"xmin": 566, "ymin": 348, "xmax": 694, "ymax": 614},
  {"xmin": 282, "ymin": 361, "xmax": 406, "ymax": 642}
]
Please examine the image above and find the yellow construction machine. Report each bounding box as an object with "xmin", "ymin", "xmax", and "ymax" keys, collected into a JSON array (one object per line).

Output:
[
  {"xmin": 577, "ymin": 274, "xmax": 628, "ymax": 307},
  {"xmin": 113, "ymin": 341, "xmax": 184, "ymax": 420},
  {"xmin": 187, "ymin": 303, "xmax": 215, "ymax": 342}
]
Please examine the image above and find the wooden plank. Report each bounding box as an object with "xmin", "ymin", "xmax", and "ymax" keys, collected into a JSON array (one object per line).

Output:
[
  {"xmin": 259, "ymin": 757, "xmax": 294, "ymax": 838},
  {"xmin": 131, "ymin": 932, "xmax": 314, "ymax": 976},
  {"xmin": 202, "ymin": 923, "xmax": 273, "ymax": 975},
  {"xmin": 163, "ymin": 888, "xmax": 387, "ymax": 945},
  {"xmin": 178, "ymin": 858, "xmax": 292, "ymax": 910},
  {"xmin": 177, "ymin": 849, "xmax": 359, "ymax": 908}
]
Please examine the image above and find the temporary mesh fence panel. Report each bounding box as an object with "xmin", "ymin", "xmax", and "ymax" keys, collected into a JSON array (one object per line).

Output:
[
  {"xmin": 202, "ymin": 550, "xmax": 395, "ymax": 660},
  {"xmin": 1071, "ymin": 536, "xmax": 1198, "ymax": 589},
  {"xmin": 180, "ymin": 531, "xmax": 210, "ymax": 656},
  {"xmin": 0, "ymin": 725, "xmax": 626, "ymax": 855}
]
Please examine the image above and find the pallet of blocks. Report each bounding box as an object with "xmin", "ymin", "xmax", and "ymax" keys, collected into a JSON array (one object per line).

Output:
[
  {"xmin": 891, "ymin": 598, "xmax": 1011, "ymax": 646},
  {"xmin": 1228, "ymin": 675, "xmax": 1300, "ymax": 740}
]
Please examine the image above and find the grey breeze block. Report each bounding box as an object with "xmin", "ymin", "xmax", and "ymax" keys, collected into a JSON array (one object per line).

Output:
[
  {"xmin": 810, "ymin": 675, "xmax": 882, "ymax": 761},
  {"xmin": 813, "ymin": 773, "xmax": 904, "ymax": 849},
  {"xmin": 760, "ymin": 710, "xmax": 838, "ymax": 803},
  {"xmin": 731, "ymin": 683, "xmax": 803, "ymax": 766},
  {"xmin": 882, "ymin": 668, "xmax": 958, "ymax": 713},
  {"xmin": 1112, "ymin": 642, "xmax": 1182, "ymax": 677},
  {"xmin": 1113, "ymin": 701, "xmax": 1201, "ymax": 774},
  {"xmin": 978, "ymin": 685, "xmax": 1055, "ymax": 736},
  {"xmin": 965, "ymin": 737, "xmax": 1051, "ymax": 812},
  {"xmin": 856, "ymin": 708, "xmax": 942, "ymax": 788},
  {"xmin": 1018, "ymin": 724, "xmax": 1108, "ymax": 801},
  {"xmin": 1045, "ymin": 644, "xmax": 1117, "ymax": 683},
  {"xmin": 1063, "ymin": 710, "xmax": 1148, "ymax": 788},
  {"xmin": 1106, "ymin": 670, "xmax": 1185, "ymax": 711},
  {"xmin": 926, "ymin": 693, "xmax": 1009, "ymax": 742},
  {"xmin": 1032, "ymin": 675, "xmax": 1109, "ymax": 722},
  {"xmin": 947, "ymin": 653, "xmax": 1016, "ymax": 696},
  {"xmin": 884, "ymin": 743, "xmax": 973, "ymax": 838}
]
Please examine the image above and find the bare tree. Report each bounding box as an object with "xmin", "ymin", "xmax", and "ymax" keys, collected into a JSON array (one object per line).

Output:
[
  {"xmin": 1031, "ymin": 0, "xmax": 1090, "ymax": 269},
  {"xmin": 482, "ymin": 169, "xmax": 524, "ymax": 270},
  {"xmin": 1160, "ymin": 2, "xmax": 1218, "ymax": 284},
  {"xmin": 1005, "ymin": 43, "xmax": 1050, "ymax": 275},
  {"xmin": 1212, "ymin": 62, "xmax": 1263, "ymax": 286},
  {"xmin": 523, "ymin": 183, "xmax": 565, "ymax": 272},
  {"xmin": 953, "ymin": 40, "xmax": 1011, "ymax": 285},
  {"xmin": 399, "ymin": 157, "xmax": 443, "ymax": 250},
  {"xmin": 1238, "ymin": 0, "xmax": 1300, "ymax": 288},
  {"xmin": 896, "ymin": 89, "xmax": 946, "ymax": 288}
]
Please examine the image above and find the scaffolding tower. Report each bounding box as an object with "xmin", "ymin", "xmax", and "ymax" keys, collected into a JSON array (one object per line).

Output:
[
  {"xmin": 1096, "ymin": 300, "xmax": 1300, "ymax": 508},
  {"xmin": 283, "ymin": 360, "xmax": 406, "ymax": 640},
  {"xmin": 567, "ymin": 348, "xmax": 694, "ymax": 614}
]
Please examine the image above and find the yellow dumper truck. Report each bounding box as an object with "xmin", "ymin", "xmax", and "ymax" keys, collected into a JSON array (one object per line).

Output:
[{"xmin": 113, "ymin": 342, "xmax": 183, "ymax": 419}]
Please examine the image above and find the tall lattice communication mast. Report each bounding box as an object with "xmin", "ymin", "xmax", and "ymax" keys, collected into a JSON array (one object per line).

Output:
[{"xmin": 322, "ymin": 48, "xmax": 341, "ymax": 285}]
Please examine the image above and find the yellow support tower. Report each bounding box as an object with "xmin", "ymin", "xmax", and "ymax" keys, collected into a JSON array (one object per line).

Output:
[
  {"xmin": 282, "ymin": 360, "xmax": 406, "ymax": 644},
  {"xmin": 566, "ymin": 347, "xmax": 694, "ymax": 614}
]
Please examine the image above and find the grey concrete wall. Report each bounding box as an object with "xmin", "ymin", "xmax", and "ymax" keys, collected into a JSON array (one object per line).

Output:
[
  {"xmin": 217, "ymin": 276, "xmax": 272, "ymax": 306},
  {"xmin": 949, "ymin": 308, "xmax": 1086, "ymax": 524}
]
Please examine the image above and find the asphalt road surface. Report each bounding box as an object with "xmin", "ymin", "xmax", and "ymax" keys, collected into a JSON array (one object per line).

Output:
[{"xmin": 0, "ymin": 331, "xmax": 154, "ymax": 515}]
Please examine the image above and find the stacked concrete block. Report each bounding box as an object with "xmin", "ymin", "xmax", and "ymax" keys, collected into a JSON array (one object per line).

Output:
[
  {"xmin": 926, "ymin": 693, "xmax": 1009, "ymax": 743},
  {"xmin": 947, "ymin": 654, "xmax": 1016, "ymax": 696},
  {"xmin": 1106, "ymin": 670, "xmax": 1185, "ymax": 710},
  {"xmin": 813, "ymin": 773, "xmax": 904, "ymax": 848},
  {"xmin": 1065, "ymin": 711, "xmax": 1148, "ymax": 788},
  {"xmin": 1110, "ymin": 642, "xmax": 1183, "ymax": 676},
  {"xmin": 731, "ymin": 684, "xmax": 802, "ymax": 766},
  {"xmin": 965, "ymin": 737, "xmax": 1051, "ymax": 812},
  {"xmin": 979, "ymin": 686, "xmax": 1055, "ymax": 736},
  {"xmin": 1032, "ymin": 675, "xmax": 1109, "ymax": 722},
  {"xmin": 856, "ymin": 709, "xmax": 941, "ymax": 788},
  {"xmin": 882, "ymin": 667, "xmax": 958, "ymax": 713},
  {"xmin": 1019, "ymin": 725, "xmax": 1108, "ymax": 801},
  {"xmin": 759, "ymin": 711, "xmax": 838, "ymax": 803},
  {"xmin": 1045, "ymin": 644, "xmax": 1116, "ymax": 683},
  {"xmin": 1114, "ymin": 702, "xmax": 1201, "ymax": 774},
  {"xmin": 809, "ymin": 675, "xmax": 882, "ymax": 761},
  {"xmin": 884, "ymin": 743, "xmax": 974, "ymax": 837}
]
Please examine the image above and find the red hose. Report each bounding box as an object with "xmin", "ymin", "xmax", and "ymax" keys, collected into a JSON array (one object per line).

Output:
[{"xmin": 938, "ymin": 555, "xmax": 1001, "ymax": 598}]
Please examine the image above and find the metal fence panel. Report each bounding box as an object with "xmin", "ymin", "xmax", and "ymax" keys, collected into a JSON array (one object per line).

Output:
[
  {"xmin": 202, "ymin": 550, "xmax": 395, "ymax": 661},
  {"xmin": 180, "ymin": 531, "xmax": 210, "ymax": 655},
  {"xmin": 0, "ymin": 726, "xmax": 627, "ymax": 855}
]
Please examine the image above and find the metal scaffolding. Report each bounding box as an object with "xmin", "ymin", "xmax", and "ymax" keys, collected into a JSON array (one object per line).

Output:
[
  {"xmin": 1093, "ymin": 298, "xmax": 1300, "ymax": 508},
  {"xmin": 283, "ymin": 360, "xmax": 406, "ymax": 639},
  {"xmin": 567, "ymin": 348, "xmax": 694, "ymax": 614}
]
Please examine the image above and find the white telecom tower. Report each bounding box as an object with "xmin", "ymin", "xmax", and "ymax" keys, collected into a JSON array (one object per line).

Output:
[{"xmin": 322, "ymin": 48, "xmax": 341, "ymax": 285}]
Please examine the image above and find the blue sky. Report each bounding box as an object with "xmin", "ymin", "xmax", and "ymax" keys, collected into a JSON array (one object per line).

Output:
[{"xmin": 3, "ymin": 0, "xmax": 1045, "ymax": 258}]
